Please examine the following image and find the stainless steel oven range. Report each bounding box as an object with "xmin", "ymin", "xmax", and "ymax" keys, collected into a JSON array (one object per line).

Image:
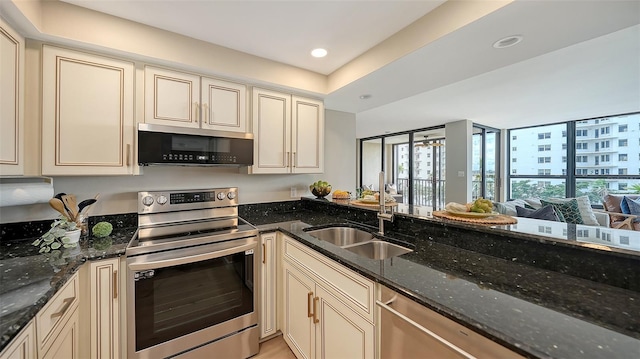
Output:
[{"xmin": 126, "ymin": 187, "xmax": 259, "ymax": 359}]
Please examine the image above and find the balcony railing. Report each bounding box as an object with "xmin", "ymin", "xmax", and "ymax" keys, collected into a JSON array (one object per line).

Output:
[{"xmin": 394, "ymin": 178, "xmax": 495, "ymax": 209}]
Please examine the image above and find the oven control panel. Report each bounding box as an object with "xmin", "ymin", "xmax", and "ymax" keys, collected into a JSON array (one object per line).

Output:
[{"xmin": 138, "ymin": 188, "xmax": 238, "ymax": 213}]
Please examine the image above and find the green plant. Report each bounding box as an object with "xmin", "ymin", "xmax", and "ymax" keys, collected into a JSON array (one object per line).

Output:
[{"xmin": 32, "ymin": 217, "xmax": 79, "ymax": 253}]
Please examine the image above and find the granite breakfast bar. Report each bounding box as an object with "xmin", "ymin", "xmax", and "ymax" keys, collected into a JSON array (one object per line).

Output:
[{"xmin": 1, "ymin": 198, "xmax": 639, "ymax": 358}]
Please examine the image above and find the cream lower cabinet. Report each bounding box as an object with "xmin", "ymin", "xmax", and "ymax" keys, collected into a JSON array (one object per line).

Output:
[
  {"xmin": 251, "ymin": 88, "xmax": 324, "ymax": 174},
  {"xmin": 0, "ymin": 18, "xmax": 24, "ymax": 176},
  {"xmin": 0, "ymin": 321, "xmax": 35, "ymax": 359},
  {"xmin": 89, "ymin": 258, "xmax": 120, "ymax": 359},
  {"xmin": 42, "ymin": 45, "xmax": 135, "ymax": 175},
  {"xmin": 281, "ymin": 235, "xmax": 374, "ymax": 359},
  {"xmin": 36, "ymin": 272, "xmax": 80, "ymax": 359},
  {"xmin": 260, "ymin": 232, "xmax": 278, "ymax": 339},
  {"xmin": 144, "ymin": 66, "xmax": 247, "ymax": 132}
]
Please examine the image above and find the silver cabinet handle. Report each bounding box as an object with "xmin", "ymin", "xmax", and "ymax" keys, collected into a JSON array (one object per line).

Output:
[{"xmin": 376, "ymin": 300, "xmax": 477, "ymax": 359}]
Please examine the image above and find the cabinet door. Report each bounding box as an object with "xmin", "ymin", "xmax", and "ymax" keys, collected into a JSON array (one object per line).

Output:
[
  {"xmin": 0, "ymin": 321, "xmax": 35, "ymax": 359},
  {"xmin": 315, "ymin": 286, "xmax": 374, "ymax": 359},
  {"xmin": 90, "ymin": 258, "xmax": 120, "ymax": 359},
  {"xmin": 252, "ymin": 88, "xmax": 291, "ymax": 174},
  {"xmin": 144, "ymin": 66, "xmax": 200, "ymax": 128},
  {"xmin": 201, "ymin": 78, "xmax": 246, "ymax": 132},
  {"xmin": 0, "ymin": 18, "xmax": 24, "ymax": 176},
  {"xmin": 260, "ymin": 232, "xmax": 277, "ymax": 339},
  {"xmin": 42, "ymin": 308, "xmax": 79, "ymax": 359},
  {"xmin": 291, "ymin": 96, "xmax": 324, "ymax": 174},
  {"xmin": 282, "ymin": 262, "xmax": 315, "ymax": 359},
  {"xmin": 42, "ymin": 46, "xmax": 134, "ymax": 175}
]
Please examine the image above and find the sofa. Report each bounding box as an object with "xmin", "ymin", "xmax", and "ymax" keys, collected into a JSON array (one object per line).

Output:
[{"xmin": 494, "ymin": 197, "xmax": 610, "ymax": 227}]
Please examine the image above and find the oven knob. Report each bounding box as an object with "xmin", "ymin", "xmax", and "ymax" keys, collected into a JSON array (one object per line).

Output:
[
  {"xmin": 227, "ymin": 192, "xmax": 236, "ymax": 200},
  {"xmin": 142, "ymin": 195, "xmax": 154, "ymax": 206},
  {"xmin": 157, "ymin": 195, "xmax": 168, "ymax": 205},
  {"xmin": 217, "ymin": 192, "xmax": 226, "ymax": 200}
]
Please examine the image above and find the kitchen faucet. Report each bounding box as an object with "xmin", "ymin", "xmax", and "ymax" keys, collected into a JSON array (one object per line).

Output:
[{"xmin": 377, "ymin": 171, "xmax": 393, "ymax": 235}]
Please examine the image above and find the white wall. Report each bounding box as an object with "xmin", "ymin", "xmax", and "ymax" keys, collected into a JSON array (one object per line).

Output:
[{"xmin": 0, "ymin": 110, "xmax": 357, "ymax": 223}]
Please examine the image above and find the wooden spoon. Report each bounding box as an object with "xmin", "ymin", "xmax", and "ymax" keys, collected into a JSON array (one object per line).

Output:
[
  {"xmin": 49, "ymin": 198, "xmax": 71, "ymax": 220},
  {"xmin": 62, "ymin": 195, "xmax": 78, "ymax": 221}
]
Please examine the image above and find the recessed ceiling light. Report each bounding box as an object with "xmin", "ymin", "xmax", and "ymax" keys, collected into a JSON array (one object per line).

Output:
[
  {"xmin": 311, "ymin": 48, "xmax": 327, "ymax": 58},
  {"xmin": 359, "ymin": 94, "xmax": 372, "ymax": 100},
  {"xmin": 492, "ymin": 35, "xmax": 523, "ymax": 49}
]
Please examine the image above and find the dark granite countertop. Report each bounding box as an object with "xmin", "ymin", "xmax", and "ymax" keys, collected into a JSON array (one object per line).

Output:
[
  {"xmin": 0, "ymin": 227, "xmax": 136, "ymax": 350},
  {"xmin": 243, "ymin": 201, "xmax": 640, "ymax": 359},
  {"xmin": 2, "ymin": 198, "xmax": 639, "ymax": 358}
]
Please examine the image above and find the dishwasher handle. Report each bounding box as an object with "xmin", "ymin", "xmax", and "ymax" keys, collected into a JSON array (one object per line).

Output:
[{"xmin": 376, "ymin": 300, "xmax": 477, "ymax": 359}]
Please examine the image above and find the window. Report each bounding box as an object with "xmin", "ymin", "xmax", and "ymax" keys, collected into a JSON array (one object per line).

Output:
[
  {"xmin": 601, "ymin": 154, "xmax": 610, "ymax": 162},
  {"xmin": 538, "ymin": 144, "xmax": 551, "ymax": 151},
  {"xmin": 576, "ymin": 143, "xmax": 588, "ymax": 150},
  {"xmin": 512, "ymin": 135, "xmax": 517, "ymax": 140},
  {"xmin": 601, "ymin": 140, "xmax": 610, "ymax": 148},
  {"xmin": 512, "ymin": 169, "xmax": 517, "ymax": 174},
  {"xmin": 562, "ymin": 143, "xmax": 567, "ymax": 150},
  {"xmin": 537, "ymin": 181, "xmax": 551, "ymax": 187},
  {"xmin": 512, "ymin": 158, "xmax": 517, "ymax": 162},
  {"xmin": 619, "ymin": 168, "xmax": 628, "ymax": 175},
  {"xmin": 538, "ymin": 132, "xmax": 551, "ymax": 139},
  {"xmin": 619, "ymin": 183, "xmax": 628, "ymax": 190},
  {"xmin": 562, "ymin": 130, "xmax": 567, "ymax": 137},
  {"xmin": 619, "ymin": 124, "xmax": 628, "ymax": 132},
  {"xmin": 600, "ymin": 127, "xmax": 610, "ymax": 135},
  {"xmin": 538, "ymin": 157, "xmax": 551, "ymax": 163},
  {"xmin": 576, "ymin": 155, "xmax": 588, "ymax": 163},
  {"xmin": 562, "ymin": 156, "xmax": 567, "ymax": 163},
  {"xmin": 576, "ymin": 129, "xmax": 588, "ymax": 137},
  {"xmin": 538, "ymin": 169, "xmax": 551, "ymax": 175},
  {"xmin": 603, "ymin": 169, "xmax": 610, "ymax": 175},
  {"xmin": 576, "ymin": 169, "xmax": 588, "ymax": 175},
  {"xmin": 619, "ymin": 139, "xmax": 628, "ymax": 147},
  {"xmin": 619, "ymin": 154, "xmax": 628, "ymax": 161},
  {"xmin": 512, "ymin": 146, "xmax": 517, "ymax": 151},
  {"xmin": 562, "ymin": 169, "xmax": 567, "ymax": 175}
]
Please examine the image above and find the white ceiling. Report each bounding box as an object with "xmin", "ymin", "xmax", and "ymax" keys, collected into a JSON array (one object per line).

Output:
[{"xmin": 60, "ymin": 0, "xmax": 640, "ymax": 138}]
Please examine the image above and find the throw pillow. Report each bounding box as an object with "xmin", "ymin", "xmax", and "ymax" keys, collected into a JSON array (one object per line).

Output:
[
  {"xmin": 621, "ymin": 196, "xmax": 631, "ymax": 214},
  {"xmin": 493, "ymin": 199, "xmax": 529, "ymax": 216},
  {"xmin": 541, "ymin": 198, "xmax": 583, "ymax": 224},
  {"xmin": 623, "ymin": 197, "xmax": 640, "ymax": 223},
  {"xmin": 516, "ymin": 205, "xmax": 560, "ymax": 222},
  {"xmin": 543, "ymin": 196, "xmax": 600, "ymax": 226},
  {"xmin": 523, "ymin": 198, "xmax": 542, "ymax": 209},
  {"xmin": 386, "ymin": 183, "xmax": 398, "ymax": 195}
]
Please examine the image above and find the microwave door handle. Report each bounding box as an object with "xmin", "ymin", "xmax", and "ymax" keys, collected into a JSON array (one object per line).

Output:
[{"xmin": 128, "ymin": 242, "xmax": 256, "ymax": 271}]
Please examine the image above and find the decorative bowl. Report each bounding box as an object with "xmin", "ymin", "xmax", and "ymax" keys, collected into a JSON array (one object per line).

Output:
[{"xmin": 311, "ymin": 186, "xmax": 332, "ymax": 198}]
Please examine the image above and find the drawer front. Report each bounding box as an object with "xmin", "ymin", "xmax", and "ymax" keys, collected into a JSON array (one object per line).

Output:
[
  {"xmin": 36, "ymin": 272, "xmax": 79, "ymax": 352},
  {"xmin": 283, "ymin": 236, "xmax": 374, "ymax": 322}
]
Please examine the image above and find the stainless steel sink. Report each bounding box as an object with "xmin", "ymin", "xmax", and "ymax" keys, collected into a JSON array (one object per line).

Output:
[
  {"xmin": 342, "ymin": 240, "xmax": 413, "ymax": 260},
  {"xmin": 305, "ymin": 226, "xmax": 375, "ymax": 247}
]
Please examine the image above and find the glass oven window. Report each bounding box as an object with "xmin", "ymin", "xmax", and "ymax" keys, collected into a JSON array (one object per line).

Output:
[{"xmin": 134, "ymin": 251, "xmax": 254, "ymax": 351}]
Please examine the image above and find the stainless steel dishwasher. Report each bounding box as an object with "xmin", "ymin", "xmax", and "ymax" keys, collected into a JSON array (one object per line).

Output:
[{"xmin": 377, "ymin": 286, "xmax": 522, "ymax": 359}]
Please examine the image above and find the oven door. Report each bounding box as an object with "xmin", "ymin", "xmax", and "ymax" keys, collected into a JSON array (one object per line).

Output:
[{"xmin": 126, "ymin": 235, "xmax": 258, "ymax": 359}]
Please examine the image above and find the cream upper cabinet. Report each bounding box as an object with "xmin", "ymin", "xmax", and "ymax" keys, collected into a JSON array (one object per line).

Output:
[
  {"xmin": 144, "ymin": 66, "xmax": 247, "ymax": 132},
  {"xmin": 281, "ymin": 235, "xmax": 374, "ymax": 359},
  {"xmin": 201, "ymin": 77, "xmax": 247, "ymax": 132},
  {"xmin": 0, "ymin": 18, "xmax": 24, "ymax": 176},
  {"xmin": 252, "ymin": 88, "xmax": 324, "ymax": 174},
  {"xmin": 89, "ymin": 258, "xmax": 120, "ymax": 359},
  {"xmin": 260, "ymin": 232, "xmax": 278, "ymax": 339},
  {"xmin": 42, "ymin": 45, "xmax": 135, "ymax": 175}
]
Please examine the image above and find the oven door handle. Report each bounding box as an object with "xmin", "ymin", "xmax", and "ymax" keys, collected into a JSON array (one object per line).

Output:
[{"xmin": 128, "ymin": 242, "xmax": 256, "ymax": 271}]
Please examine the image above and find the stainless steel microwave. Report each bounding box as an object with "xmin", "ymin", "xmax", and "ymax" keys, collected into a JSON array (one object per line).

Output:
[{"xmin": 138, "ymin": 123, "xmax": 254, "ymax": 166}]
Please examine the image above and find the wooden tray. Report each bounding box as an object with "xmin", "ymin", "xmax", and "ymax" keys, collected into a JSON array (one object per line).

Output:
[
  {"xmin": 351, "ymin": 200, "xmax": 398, "ymax": 208},
  {"xmin": 432, "ymin": 210, "xmax": 517, "ymax": 225}
]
